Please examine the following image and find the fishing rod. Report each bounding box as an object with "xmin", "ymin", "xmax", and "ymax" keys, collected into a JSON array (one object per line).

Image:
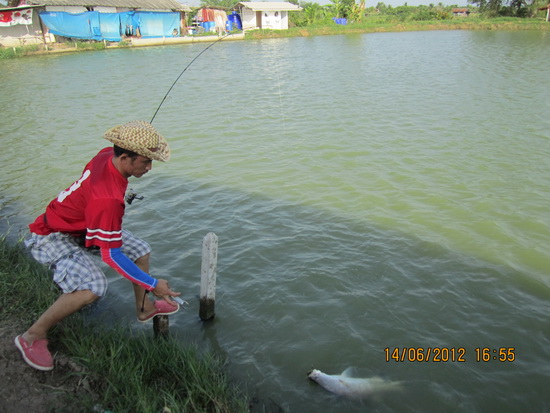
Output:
[
  {"xmin": 126, "ymin": 33, "xmax": 232, "ymax": 206},
  {"xmin": 150, "ymin": 32, "xmax": 232, "ymax": 124}
]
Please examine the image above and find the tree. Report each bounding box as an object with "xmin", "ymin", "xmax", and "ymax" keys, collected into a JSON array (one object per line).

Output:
[
  {"xmin": 376, "ymin": 2, "xmax": 389, "ymax": 12},
  {"xmin": 348, "ymin": 0, "xmax": 366, "ymax": 22},
  {"xmin": 303, "ymin": 2, "xmax": 328, "ymax": 23},
  {"xmin": 469, "ymin": 0, "xmax": 538, "ymax": 16},
  {"xmin": 509, "ymin": 0, "xmax": 528, "ymax": 15},
  {"xmin": 290, "ymin": 2, "xmax": 328, "ymax": 26},
  {"xmin": 468, "ymin": 0, "xmax": 504, "ymax": 15},
  {"xmin": 330, "ymin": 0, "xmax": 355, "ymax": 18},
  {"xmin": 200, "ymin": 0, "xmax": 236, "ymax": 9}
]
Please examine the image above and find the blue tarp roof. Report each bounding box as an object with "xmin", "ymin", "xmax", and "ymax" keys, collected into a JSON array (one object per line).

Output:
[{"xmin": 39, "ymin": 10, "xmax": 180, "ymax": 41}]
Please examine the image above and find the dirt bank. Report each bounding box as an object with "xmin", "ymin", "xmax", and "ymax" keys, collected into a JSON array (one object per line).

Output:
[{"xmin": 0, "ymin": 321, "xmax": 97, "ymax": 413}]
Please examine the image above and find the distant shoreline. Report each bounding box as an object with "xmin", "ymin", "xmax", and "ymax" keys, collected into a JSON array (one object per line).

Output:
[
  {"xmin": 2, "ymin": 17, "xmax": 548, "ymax": 58},
  {"xmin": 246, "ymin": 17, "xmax": 550, "ymax": 40}
]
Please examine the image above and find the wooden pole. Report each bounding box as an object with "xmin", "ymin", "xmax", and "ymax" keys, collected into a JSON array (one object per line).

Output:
[
  {"xmin": 153, "ymin": 314, "xmax": 170, "ymax": 338},
  {"xmin": 199, "ymin": 232, "xmax": 218, "ymax": 321}
]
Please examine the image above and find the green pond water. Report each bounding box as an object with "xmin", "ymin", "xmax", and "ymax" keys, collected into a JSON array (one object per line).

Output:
[{"xmin": 1, "ymin": 30, "xmax": 549, "ymax": 412}]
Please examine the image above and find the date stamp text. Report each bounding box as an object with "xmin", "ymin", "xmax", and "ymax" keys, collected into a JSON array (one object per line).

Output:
[{"xmin": 384, "ymin": 347, "xmax": 516, "ymax": 362}]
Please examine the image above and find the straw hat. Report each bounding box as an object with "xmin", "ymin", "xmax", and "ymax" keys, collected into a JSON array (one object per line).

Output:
[{"xmin": 103, "ymin": 121, "xmax": 171, "ymax": 162}]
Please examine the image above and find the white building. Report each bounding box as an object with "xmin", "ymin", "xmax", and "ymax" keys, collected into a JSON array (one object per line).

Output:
[{"xmin": 236, "ymin": 2, "xmax": 302, "ymax": 30}]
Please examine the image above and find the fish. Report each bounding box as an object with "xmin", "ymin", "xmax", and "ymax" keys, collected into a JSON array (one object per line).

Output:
[{"xmin": 307, "ymin": 368, "xmax": 401, "ymax": 399}]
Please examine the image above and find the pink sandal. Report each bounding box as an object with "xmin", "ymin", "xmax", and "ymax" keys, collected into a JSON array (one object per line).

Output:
[
  {"xmin": 138, "ymin": 300, "xmax": 180, "ymax": 323},
  {"xmin": 14, "ymin": 335, "xmax": 54, "ymax": 371}
]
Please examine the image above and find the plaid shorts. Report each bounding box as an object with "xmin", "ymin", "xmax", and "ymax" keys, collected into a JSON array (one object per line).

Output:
[{"xmin": 25, "ymin": 230, "xmax": 151, "ymax": 297}]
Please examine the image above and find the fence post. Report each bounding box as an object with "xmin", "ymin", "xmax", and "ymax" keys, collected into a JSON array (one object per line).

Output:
[
  {"xmin": 200, "ymin": 232, "xmax": 218, "ymax": 321},
  {"xmin": 153, "ymin": 314, "xmax": 169, "ymax": 338}
]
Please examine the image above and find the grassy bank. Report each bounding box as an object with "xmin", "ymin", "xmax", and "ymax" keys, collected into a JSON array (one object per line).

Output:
[
  {"xmin": 0, "ymin": 40, "xmax": 127, "ymax": 59},
  {"xmin": 245, "ymin": 16, "xmax": 550, "ymax": 39},
  {"xmin": 0, "ymin": 237, "xmax": 249, "ymax": 412}
]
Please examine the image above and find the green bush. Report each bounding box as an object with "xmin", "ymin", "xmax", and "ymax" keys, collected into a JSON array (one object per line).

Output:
[{"xmin": 73, "ymin": 40, "xmax": 106, "ymax": 50}]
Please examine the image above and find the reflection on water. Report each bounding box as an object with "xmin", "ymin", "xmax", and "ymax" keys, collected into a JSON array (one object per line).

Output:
[{"xmin": 1, "ymin": 30, "xmax": 549, "ymax": 412}]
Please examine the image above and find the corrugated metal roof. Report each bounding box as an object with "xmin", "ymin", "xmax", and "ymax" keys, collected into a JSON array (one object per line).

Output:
[
  {"xmin": 0, "ymin": 4, "xmax": 43, "ymax": 10},
  {"xmin": 25, "ymin": 0, "xmax": 191, "ymax": 11},
  {"xmin": 237, "ymin": 2, "xmax": 302, "ymax": 12}
]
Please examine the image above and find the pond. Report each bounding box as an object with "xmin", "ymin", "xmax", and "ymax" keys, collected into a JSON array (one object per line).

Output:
[{"xmin": 1, "ymin": 29, "xmax": 549, "ymax": 412}]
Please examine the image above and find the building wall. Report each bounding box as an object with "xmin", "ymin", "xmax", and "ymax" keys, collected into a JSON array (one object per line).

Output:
[
  {"xmin": 0, "ymin": 10, "xmax": 55, "ymax": 47},
  {"xmin": 262, "ymin": 10, "xmax": 287, "ymax": 30},
  {"xmin": 94, "ymin": 6, "xmax": 119, "ymax": 13},
  {"xmin": 241, "ymin": 8, "xmax": 289, "ymax": 30},
  {"xmin": 241, "ymin": 8, "xmax": 257, "ymax": 29}
]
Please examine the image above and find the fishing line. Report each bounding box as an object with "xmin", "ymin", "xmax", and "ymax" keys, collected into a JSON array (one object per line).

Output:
[{"xmin": 150, "ymin": 33, "xmax": 231, "ymax": 124}]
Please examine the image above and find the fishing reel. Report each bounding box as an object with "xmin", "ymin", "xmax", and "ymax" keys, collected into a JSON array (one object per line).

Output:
[{"xmin": 125, "ymin": 189, "xmax": 144, "ymax": 205}]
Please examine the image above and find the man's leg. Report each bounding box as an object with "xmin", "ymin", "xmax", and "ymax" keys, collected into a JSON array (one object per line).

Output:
[
  {"xmin": 133, "ymin": 253, "xmax": 179, "ymax": 321},
  {"xmin": 17, "ymin": 233, "xmax": 108, "ymax": 370},
  {"xmin": 120, "ymin": 231, "xmax": 160, "ymax": 319},
  {"xmin": 119, "ymin": 230, "xmax": 178, "ymax": 321},
  {"xmin": 16, "ymin": 289, "xmax": 99, "ymax": 370},
  {"xmin": 23, "ymin": 290, "xmax": 98, "ymax": 343},
  {"xmin": 133, "ymin": 253, "xmax": 158, "ymax": 319}
]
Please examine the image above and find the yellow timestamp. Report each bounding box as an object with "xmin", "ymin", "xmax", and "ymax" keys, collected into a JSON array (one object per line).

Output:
[
  {"xmin": 384, "ymin": 347, "xmax": 516, "ymax": 362},
  {"xmin": 474, "ymin": 347, "xmax": 516, "ymax": 362}
]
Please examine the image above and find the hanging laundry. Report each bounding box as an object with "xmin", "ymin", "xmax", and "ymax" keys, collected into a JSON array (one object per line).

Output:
[{"xmin": 0, "ymin": 9, "xmax": 33, "ymax": 26}]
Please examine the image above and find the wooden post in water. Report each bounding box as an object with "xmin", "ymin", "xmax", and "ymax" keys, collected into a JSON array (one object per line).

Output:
[
  {"xmin": 200, "ymin": 232, "xmax": 218, "ymax": 321},
  {"xmin": 153, "ymin": 315, "xmax": 169, "ymax": 338}
]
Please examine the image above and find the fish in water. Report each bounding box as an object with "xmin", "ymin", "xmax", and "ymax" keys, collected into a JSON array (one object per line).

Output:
[{"xmin": 308, "ymin": 368, "xmax": 401, "ymax": 399}]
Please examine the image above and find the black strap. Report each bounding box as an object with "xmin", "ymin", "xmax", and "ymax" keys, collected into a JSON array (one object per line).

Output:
[{"xmin": 140, "ymin": 291, "xmax": 149, "ymax": 313}]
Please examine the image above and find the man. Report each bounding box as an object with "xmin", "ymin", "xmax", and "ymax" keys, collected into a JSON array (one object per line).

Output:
[{"xmin": 15, "ymin": 120, "xmax": 181, "ymax": 371}]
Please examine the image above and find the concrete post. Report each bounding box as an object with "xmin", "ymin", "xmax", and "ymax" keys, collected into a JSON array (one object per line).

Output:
[{"xmin": 199, "ymin": 232, "xmax": 218, "ymax": 321}]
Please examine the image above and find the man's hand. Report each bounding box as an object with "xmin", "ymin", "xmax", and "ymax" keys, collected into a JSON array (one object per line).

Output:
[{"xmin": 152, "ymin": 279, "xmax": 182, "ymax": 306}]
